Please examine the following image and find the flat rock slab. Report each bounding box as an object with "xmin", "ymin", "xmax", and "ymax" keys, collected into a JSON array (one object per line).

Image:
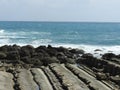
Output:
[
  {"xmin": 0, "ymin": 71, "xmax": 14, "ymax": 90},
  {"xmin": 31, "ymin": 68, "xmax": 53, "ymax": 90},
  {"xmin": 49, "ymin": 63, "xmax": 90, "ymax": 90},
  {"xmin": 17, "ymin": 69, "xmax": 39, "ymax": 90}
]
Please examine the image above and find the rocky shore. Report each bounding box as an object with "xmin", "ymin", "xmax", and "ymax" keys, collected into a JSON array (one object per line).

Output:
[{"xmin": 0, "ymin": 45, "xmax": 120, "ymax": 90}]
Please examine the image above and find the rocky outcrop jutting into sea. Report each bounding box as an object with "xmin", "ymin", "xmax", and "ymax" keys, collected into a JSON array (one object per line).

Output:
[{"xmin": 0, "ymin": 45, "xmax": 120, "ymax": 90}]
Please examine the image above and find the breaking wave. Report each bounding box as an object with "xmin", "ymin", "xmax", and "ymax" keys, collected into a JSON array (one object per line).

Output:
[
  {"xmin": 0, "ymin": 29, "xmax": 4, "ymax": 34},
  {"xmin": 0, "ymin": 22, "xmax": 120, "ymax": 58},
  {"xmin": 50, "ymin": 44, "xmax": 120, "ymax": 58}
]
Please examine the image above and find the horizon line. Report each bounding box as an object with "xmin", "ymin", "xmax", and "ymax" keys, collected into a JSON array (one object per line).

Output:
[{"xmin": 0, "ymin": 20, "xmax": 120, "ymax": 23}]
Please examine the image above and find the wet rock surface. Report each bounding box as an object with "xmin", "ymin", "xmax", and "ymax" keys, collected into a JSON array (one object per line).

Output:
[{"xmin": 0, "ymin": 45, "xmax": 119, "ymax": 90}]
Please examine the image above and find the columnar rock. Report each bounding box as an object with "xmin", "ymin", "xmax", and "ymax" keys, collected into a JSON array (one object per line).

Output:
[
  {"xmin": 65, "ymin": 64, "xmax": 111, "ymax": 90},
  {"xmin": 31, "ymin": 68, "xmax": 53, "ymax": 90},
  {"xmin": 49, "ymin": 63, "xmax": 90, "ymax": 90},
  {"xmin": 17, "ymin": 69, "xmax": 38, "ymax": 90}
]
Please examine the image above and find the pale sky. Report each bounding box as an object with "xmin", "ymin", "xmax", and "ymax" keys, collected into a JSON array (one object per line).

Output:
[{"xmin": 0, "ymin": 0, "xmax": 120, "ymax": 22}]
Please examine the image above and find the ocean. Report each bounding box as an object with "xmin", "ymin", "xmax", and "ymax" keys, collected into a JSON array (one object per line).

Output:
[{"xmin": 0, "ymin": 21, "xmax": 120, "ymax": 56}]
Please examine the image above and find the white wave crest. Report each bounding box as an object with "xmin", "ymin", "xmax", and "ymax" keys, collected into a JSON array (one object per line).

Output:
[
  {"xmin": 50, "ymin": 44, "xmax": 120, "ymax": 58},
  {"xmin": 0, "ymin": 29, "xmax": 5, "ymax": 34},
  {"xmin": 31, "ymin": 31, "xmax": 51, "ymax": 35},
  {"xmin": 30, "ymin": 39, "xmax": 52, "ymax": 46},
  {"xmin": 0, "ymin": 38, "xmax": 10, "ymax": 45},
  {"xmin": 0, "ymin": 40, "xmax": 119, "ymax": 59}
]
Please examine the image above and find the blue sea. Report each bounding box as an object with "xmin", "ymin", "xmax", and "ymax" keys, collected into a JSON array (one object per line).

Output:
[{"xmin": 0, "ymin": 21, "xmax": 120, "ymax": 55}]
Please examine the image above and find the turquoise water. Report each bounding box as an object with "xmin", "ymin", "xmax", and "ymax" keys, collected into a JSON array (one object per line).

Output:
[{"xmin": 0, "ymin": 21, "xmax": 120, "ymax": 46}]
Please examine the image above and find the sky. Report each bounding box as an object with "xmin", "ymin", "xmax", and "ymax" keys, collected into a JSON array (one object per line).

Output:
[{"xmin": 0, "ymin": 0, "xmax": 120, "ymax": 22}]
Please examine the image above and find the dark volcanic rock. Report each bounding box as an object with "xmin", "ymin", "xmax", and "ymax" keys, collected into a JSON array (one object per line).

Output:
[
  {"xmin": 0, "ymin": 45, "xmax": 8, "ymax": 52},
  {"xmin": 31, "ymin": 58, "xmax": 43, "ymax": 66},
  {"xmin": 102, "ymin": 53, "xmax": 116, "ymax": 60},
  {"xmin": 7, "ymin": 51, "xmax": 20, "ymax": 61},
  {"xmin": 92, "ymin": 67, "xmax": 104, "ymax": 72},
  {"xmin": 96, "ymin": 72, "xmax": 107, "ymax": 80},
  {"xmin": 0, "ymin": 52, "xmax": 7, "ymax": 59},
  {"xmin": 21, "ymin": 56, "xmax": 31, "ymax": 64},
  {"xmin": 47, "ymin": 45, "xmax": 58, "ymax": 56},
  {"xmin": 0, "ymin": 45, "xmax": 20, "ymax": 53},
  {"xmin": 82, "ymin": 53, "xmax": 94, "ymax": 59},
  {"xmin": 0, "ymin": 44, "xmax": 119, "ymax": 67},
  {"xmin": 66, "ymin": 58, "xmax": 75, "ymax": 64},
  {"xmin": 94, "ymin": 49, "xmax": 102, "ymax": 52},
  {"xmin": 20, "ymin": 49, "xmax": 31, "ymax": 58},
  {"xmin": 19, "ymin": 45, "xmax": 76, "ymax": 65},
  {"xmin": 69, "ymin": 49, "xmax": 84, "ymax": 54},
  {"xmin": 47, "ymin": 49, "xmax": 58, "ymax": 56},
  {"xmin": 56, "ymin": 46, "xmax": 68, "ymax": 53},
  {"xmin": 20, "ymin": 45, "xmax": 35, "ymax": 57},
  {"xmin": 21, "ymin": 56, "xmax": 43, "ymax": 66},
  {"xmin": 57, "ymin": 52, "xmax": 67, "ymax": 63},
  {"xmin": 42, "ymin": 56, "xmax": 60, "ymax": 66},
  {"xmin": 78, "ymin": 53, "xmax": 97, "ymax": 67},
  {"xmin": 32, "ymin": 52, "xmax": 44, "ymax": 59},
  {"xmin": 35, "ymin": 46, "xmax": 50, "ymax": 57},
  {"xmin": 35, "ymin": 46, "xmax": 47, "ymax": 53},
  {"xmin": 110, "ymin": 76, "xmax": 120, "ymax": 85}
]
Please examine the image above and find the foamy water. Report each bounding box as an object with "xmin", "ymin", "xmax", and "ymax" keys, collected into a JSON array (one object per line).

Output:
[
  {"xmin": 0, "ymin": 22, "xmax": 120, "ymax": 57},
  {"xmin": 51, "ymin": 44, "xmax": 120, "ymax": 58}
]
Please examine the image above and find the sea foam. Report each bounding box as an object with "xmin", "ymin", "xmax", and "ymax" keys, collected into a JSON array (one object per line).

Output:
[
  {"xmin": 51, "ymin": 44, "xmax": 120, "ymax": 58},
  {"xmin": 0, "ymin": 29, "xmax": 4, "ymax": 34}
]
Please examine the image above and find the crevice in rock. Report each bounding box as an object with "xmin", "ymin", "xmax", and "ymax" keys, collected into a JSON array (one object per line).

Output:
[
  {"xmin": 83, "ymin": 64, "xmax": 120, "ymax": 89},
  {"xmin": 41, "ymin": 67, "xmax": 56, "ymax": 90},
  {"xmin": 6, "ymin": 69, "xmax": 21, "ymax": 90},
  {"xmin": 49, "ymin": 65, "xmax": 68, "ymax": 90},
  {"xmin": 65, "ymin": 64, "xmax": 120, "ymax": 90},
  {"xmin": 30, "ymin": 69, "xmax": 41, "ymax": 90},
  {"xmin": 65, "ymin": 64, "xmax": 94, "ymax": 90},
  {"xmin": 41, "ymin": 66, "xmax": 64, "ymax": 90}
]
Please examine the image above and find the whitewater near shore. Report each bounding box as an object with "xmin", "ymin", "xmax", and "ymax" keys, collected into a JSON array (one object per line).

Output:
[{"xmin": 1, "ymin": 22, "xmax": 120, "ymax": 57}]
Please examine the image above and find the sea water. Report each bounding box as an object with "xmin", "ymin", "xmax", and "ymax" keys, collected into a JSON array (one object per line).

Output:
[{"xmin": 0, "ymin": 21, "xmax": 120, "ymax": 56}]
